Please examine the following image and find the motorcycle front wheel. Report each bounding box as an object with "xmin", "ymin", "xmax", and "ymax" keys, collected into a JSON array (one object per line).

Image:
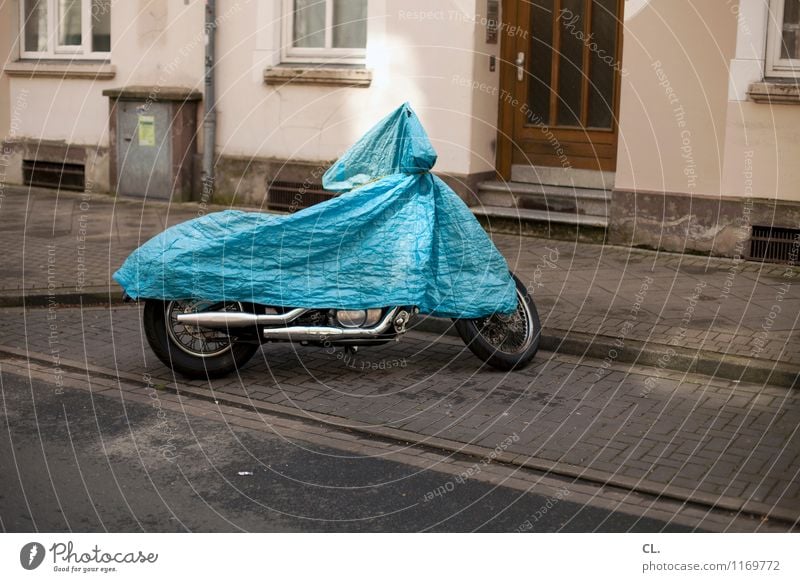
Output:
[
  {"xmin": 143, "ymin": 299, "xmax": 259, "ymax": 379},
  {"xmin": 453, "ymin": 274, "xmax": 541, "ymax": 371}
]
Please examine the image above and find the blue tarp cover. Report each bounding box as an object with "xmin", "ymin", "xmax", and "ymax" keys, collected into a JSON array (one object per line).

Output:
[{"xmin": 113, "ymin": 103, "xmax": 517, "ymax": 318}]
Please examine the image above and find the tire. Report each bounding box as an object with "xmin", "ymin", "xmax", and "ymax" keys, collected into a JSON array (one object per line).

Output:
[
  {"xmin": 143, "ymin": 299, "xmax": 259, "ymax": 379},
  {"xmin": 453, "ymin": 273, "xmax": 541, "ymax": 371}
]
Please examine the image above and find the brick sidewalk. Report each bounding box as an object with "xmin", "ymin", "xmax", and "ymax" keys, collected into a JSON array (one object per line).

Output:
[
  {"xmin": 1, "ymin": 185, "xmax": 797, "ymax": 375},
  {"xmin": 3, "ymin": 304, "xmax": 799, "ymax": 523}
]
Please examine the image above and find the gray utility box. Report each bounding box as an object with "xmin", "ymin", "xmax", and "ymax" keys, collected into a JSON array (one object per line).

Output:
[{"xmin": 103, "ymin": 86, "xmax": 201, "ymax": 201}]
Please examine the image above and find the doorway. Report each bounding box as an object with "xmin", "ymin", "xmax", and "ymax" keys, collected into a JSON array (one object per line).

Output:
[{"xmin": 496, "ymin": 0, "xmax": 624, "ymax": 177}]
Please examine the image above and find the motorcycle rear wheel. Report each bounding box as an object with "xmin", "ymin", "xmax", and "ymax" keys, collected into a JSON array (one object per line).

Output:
[
  {"xmin": 143, "ymin": 299, "xmax": 259, "ymax": 379},
  {"xmin": 453, "ymin": 274, "xmax": 541, "ymax": 371}
]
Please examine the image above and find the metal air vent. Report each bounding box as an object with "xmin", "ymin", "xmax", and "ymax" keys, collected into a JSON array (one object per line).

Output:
[
  {"xmin": 23, "ymin": 160, "xmax": 85, "ymax": 191},
  {"xmin": 748, "ymin": 225, "xmax": 800, "ymax": 264},
  {"xmin": 266, "ymin": 180, "xmax": 334, "ymax": 212}
]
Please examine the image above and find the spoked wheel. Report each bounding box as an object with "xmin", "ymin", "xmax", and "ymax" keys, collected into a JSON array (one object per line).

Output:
[
  {"xmin": 143, "ymin": 299, "xmax": 259, "ymax": 379},
  {"xmin": 453, "ymin": 274, "xmax": 541, "ymax": 371},
  {"xmin": 165, "ymin": 300, "xmax": 240, "ymax": 358}
]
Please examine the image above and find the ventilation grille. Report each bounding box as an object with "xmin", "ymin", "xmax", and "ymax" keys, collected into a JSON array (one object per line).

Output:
[
  {"xmin": 266, "ymin": 181, "xmax": 334, "ymax": 212},
  {"xmin": 23, "ymin": 160, "xmax": 85, "ymax": 191},
  {"xmin": 748, "ymin": 225, "xmax": 800, "ymax": 264}
]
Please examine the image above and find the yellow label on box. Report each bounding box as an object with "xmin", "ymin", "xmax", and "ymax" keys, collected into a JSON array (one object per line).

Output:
[{"xmin": 138, "ymin": 115, "xmax": 155, "ymax": 147}]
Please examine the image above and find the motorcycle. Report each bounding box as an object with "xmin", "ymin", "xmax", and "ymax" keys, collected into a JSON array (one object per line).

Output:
[
  {"xmin": 116, "ymin": 104, "xmax": 542, "ymax": 379},
  {"xmin": 137, "ymin": 272, "xmax": 540, "ymax": 379}
]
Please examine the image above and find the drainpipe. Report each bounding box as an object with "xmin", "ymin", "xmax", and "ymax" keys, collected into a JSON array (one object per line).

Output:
[{"xmin": 202, "ymin": 0, "xmax": 216, "ymax": 201}]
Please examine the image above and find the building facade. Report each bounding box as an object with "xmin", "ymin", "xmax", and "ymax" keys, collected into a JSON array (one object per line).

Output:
[{"xmin": 1, "ymin": 0, "xmax": 798, "ymax": 259}]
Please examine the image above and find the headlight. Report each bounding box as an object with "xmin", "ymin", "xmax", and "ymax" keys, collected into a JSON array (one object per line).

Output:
[{"xmin": 335, "ymin": 308, "xmax": 383, "ymax": 328}]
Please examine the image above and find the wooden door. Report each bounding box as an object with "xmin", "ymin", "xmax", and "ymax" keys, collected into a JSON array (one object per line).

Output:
[{"xmin": 497, "ymin": 0, "xmax": 624, "ymax": 176}]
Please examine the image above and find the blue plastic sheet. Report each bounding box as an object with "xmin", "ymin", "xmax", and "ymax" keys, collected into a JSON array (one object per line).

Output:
[{"xmin": 113, "ymin": 103, "xmax": 517, "ymax": 318}]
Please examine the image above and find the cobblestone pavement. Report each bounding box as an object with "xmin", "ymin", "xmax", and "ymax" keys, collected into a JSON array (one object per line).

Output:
[
  {"xmin": 1, "ymin": 186, "xmax": 797, "ymax": 370},
  {"xmin": 4, "ymin": 304, "xmax": 799, "ymax": 524},
  {"xmin": 0, "ymin": 186, "xmax": 199, "ymax": 294}
]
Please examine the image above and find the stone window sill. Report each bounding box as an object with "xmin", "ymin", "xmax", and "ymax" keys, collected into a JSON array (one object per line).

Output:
[
  {"xmin": 263, "ymin": 66, "xmax": 372, "ymax": 87},
  {"xmin": 748, "ymin": 80, "xmax": 800, "ymax": 104},
  {"xmin": 102, "ymin": 86, "xmax": 202, "ymax": 102},
  {"xmin": 4, "ymin": 60, "xmax": 116, "ymax": 80}
]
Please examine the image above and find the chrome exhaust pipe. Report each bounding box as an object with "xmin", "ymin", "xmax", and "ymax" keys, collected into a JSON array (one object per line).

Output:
[
  {"xmin": 262, "ymin": 308, "xmax": 400, "ymax": 341},
  {"xmin": 176, "ymin": 307, "xmax": 307, "ymax": 328}
]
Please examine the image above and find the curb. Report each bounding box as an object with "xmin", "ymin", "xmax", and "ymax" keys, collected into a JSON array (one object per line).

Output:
[
  {"xmin": 412, "ymin": 317, "xmax": 799, "ymax": 390},
  {"xmin": 5, "ymin": 288, "xmax": 798, "ymax": 389},
  {"xmin": 0, "ymin": 287, "xmax": 123, "ymax": 308},
  {"xmin": 0, "ymin": 342, "xmax": 796, "ymax": 527}
]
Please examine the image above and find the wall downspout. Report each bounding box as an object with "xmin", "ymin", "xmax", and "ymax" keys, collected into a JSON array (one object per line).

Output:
[{"xmin": 202, "ymin": 0, "xmax": 217, "ymax": 201}]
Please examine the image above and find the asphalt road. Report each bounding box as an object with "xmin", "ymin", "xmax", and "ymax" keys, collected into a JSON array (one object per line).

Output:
[{"xmin": 0, "ymin": 367, "xmax": 698, "ymax": 533}]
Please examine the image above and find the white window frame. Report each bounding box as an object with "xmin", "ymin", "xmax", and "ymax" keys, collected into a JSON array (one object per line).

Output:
[
  {"xmin": 19, "ymin": 0, "xmax": 111, "ymax": 60},
  {"xmin": 766, "ymin": 0, "xmax": 800, "ymax": 78},
  {"xmin": 281, "ymin": 0, "xmax": 367, "ymax": 65}
]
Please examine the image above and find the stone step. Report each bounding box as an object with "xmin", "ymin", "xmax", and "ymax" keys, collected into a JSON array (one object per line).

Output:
[
  {"xmin": 511, "ymin": 164, "xmax": 615, "ymax": 190},
  {"xmin": 476, "ymin": 180, "xmax": 611, "ymax": 218},
  {"xmin": 471, "ymin": 206, "xmax": 609, "ymax": 228}
]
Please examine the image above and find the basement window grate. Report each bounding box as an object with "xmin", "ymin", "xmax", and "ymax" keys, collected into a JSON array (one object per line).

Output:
[
  {"xmin": 748, "ymin": 225, "xmax": 800, "ymax": 264},
  {"xmin": 23, "ymin": 160, "xmax": 85, "ymax": 191},
  {"xmin": 266, "ymin": 180, "xmax": 335, "ymax": 212}
]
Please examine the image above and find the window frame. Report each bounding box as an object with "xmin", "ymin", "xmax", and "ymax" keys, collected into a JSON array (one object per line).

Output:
[
  {"xmin": 19, "ymin": 0, "xmax": 111, "ymax": 60},
  {"xmin": 766, "ymin": 0, "xmax": 800, "ymax": 78},
  {"xmin": 281, "ymin": 0, "xmax": 367, "ymax": 65}
]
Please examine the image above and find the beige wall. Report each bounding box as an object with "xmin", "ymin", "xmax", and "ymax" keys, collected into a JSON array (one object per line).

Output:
[
  {"xmin": 0, "ymin": 1, "xmax": 11, "ymax": 142},
  {"xmin": 721, "ymin": 101, "xmax": 800, "ymax": 203},
  {"xmin": 3, "ymin": 0, "xmax": 498, "ymax": 179},
  {"xmin": 721, "ymin": 0, "xmax": 800, "ymax": 203},
  {"xmin": 5, "ymin": 0, "xmax": 205, "ymax": 147},
  {"xmin": 468, "ymin": 2, "xmax": 503, "ymax": 176},
  {"xmin": 615, "ymin": 0, "xmax": 738, "ymax": 197},
  {"xmin": 8, "ymin": 77, "xmax": 111, "ymax": 145},
  {"xmin": 113, "ymin": 0, "xmax": 205, "ymax": 89},
  {"xmin": 214, "ymin": 0, "xmax": 496, "ymax": 176}
]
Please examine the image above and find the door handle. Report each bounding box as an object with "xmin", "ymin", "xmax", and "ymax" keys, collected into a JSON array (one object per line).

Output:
[{"xmin": 515, "ymin": 52, "xmax": 525, "ymax": 82}]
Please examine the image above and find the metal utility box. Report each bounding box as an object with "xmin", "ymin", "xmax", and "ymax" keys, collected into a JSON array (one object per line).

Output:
[{"xmin": 103, "ymin": 86, "xmax": 201, "ymax": 201}]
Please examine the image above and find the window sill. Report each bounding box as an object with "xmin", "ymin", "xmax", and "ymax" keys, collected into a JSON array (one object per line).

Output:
[
  {"xmin": 748, "ymin": 80, "xmax": 800, "ymax": 104},
  {"xmin": 102, "ymin": 86, "xmax": 202, "ymax": 102},
  {"xmin": 4, "ymin": 60, "xmax": 116, "ymax": 80},
  {"xmin": 263, "ymin": 66, "xmax": 372, "ymax": 87}
]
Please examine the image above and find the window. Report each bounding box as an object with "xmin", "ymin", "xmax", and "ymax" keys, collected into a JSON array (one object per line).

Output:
[
  {"xmin": 282, "ymin": 0, "xmax": 367, "ymax": 64},
  {"xmin": 767, "ymin": 0, "xmax": 800, "ymax": 77},
  {"xmin": 20, "ymin": 0, "xmax": 111, "ymax": 59}
]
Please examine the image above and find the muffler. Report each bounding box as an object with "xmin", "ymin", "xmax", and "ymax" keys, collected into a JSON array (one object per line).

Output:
[
  {"xmin": 175, "ymin": 307, "xmax": 307, "ymax": 328},
  {"xmin": 261, "ymin": 308, "xmax": 400, "ymax": 341}
]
